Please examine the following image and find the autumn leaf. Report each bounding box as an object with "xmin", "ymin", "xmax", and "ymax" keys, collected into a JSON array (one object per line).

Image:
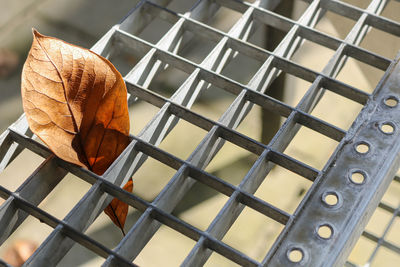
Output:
[
  {"xmin": 104, "ymin": 178, "xmax": 133, "ymax": 235},
  {"xmin": 21, "ymin": 29, "xmax": 132, "ymax": 233}
]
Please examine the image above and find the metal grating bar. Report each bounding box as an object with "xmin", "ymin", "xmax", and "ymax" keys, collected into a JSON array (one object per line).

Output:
[
  {"xmin": 364, "ymin": 203, "xmax": 400, "ymax": 263},
  {"xmin": 346, "ymin": 177, "xmax": 400, "ymax": 266},
  {"xmin": 115, "ymin": 20, "xmax": 372, "ymax": 105},
  {"xmin": 0, "ymin": 0, "xmax": 399, "ymax": 266},
  {"xmin": 108, "ymin": 1, "xmax": 330, "ymax": 265}
]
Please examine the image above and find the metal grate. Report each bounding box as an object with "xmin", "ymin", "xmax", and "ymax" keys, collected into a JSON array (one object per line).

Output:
[
  {"xmin": 0, "ymin": 0, "xmax": 400, "ymax": 266},
  {"xmin": 345, "ymin": 174, "xmax": 400, "ymax": 267}
]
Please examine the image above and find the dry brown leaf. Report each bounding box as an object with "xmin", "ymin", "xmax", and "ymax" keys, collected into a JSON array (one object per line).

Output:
[
  {"xmin": 21, "ymin": 29, "xmax": 131, "ymax": 233},
  {"xmin": 104, "ymin": 178, "xmax": 133, "ymax": 234},
  {"xmin": 22, "ymin": 29, "xmax": 130, "ymax": 174}
]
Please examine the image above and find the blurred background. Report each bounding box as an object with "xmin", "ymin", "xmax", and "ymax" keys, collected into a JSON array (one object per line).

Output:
[{"xmin": 0, "ymin": 0, "xmax": 399, "ymax": 266}]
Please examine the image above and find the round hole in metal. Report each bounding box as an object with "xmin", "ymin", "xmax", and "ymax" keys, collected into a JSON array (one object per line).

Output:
[
  {"xmin": 380, "ymin": 122, "xmax": 395, "ymax": 135},
  {"xmin": 355, "ymin": 142, "xmax": 369, "ymax": 154},
  {"xmin": 287, "ymin": 248, "xmax": 304, "ymax": 263},
  {"xmin": 349, "ymin": 170, "xmax": 366, "ymax": 185},
  {"xmin": 317, "ymin": 224, "xmax": 333, "ymax": 239},
  {"xmin": 322, "ymin": 192, "xmax": 339, "ymax": 206},
  {"xmin": 384, "ymin": 96, "xmax": 398, "ymax": 108}
]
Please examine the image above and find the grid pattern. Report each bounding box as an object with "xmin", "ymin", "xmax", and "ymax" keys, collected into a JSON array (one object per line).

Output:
[
  {"xmin": 0, "ymin": 0, "xmax": 399, "ymax": 266},
  {"xmin": 345, "ymin": 175, "xmax": 400, "ymax": 266}
]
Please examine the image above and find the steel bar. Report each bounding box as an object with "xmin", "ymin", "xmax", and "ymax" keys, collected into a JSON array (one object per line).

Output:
[{"xmin": 264, "ymin": 52, "xmax": 400, "ymax": 266}]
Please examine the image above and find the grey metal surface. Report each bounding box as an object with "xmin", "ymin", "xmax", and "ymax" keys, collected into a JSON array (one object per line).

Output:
[
  {"xmin": 0, "ymin": 0, "xmax": 399, "ymax": 266},
  {"xmin": 266, "ymin": 52, "xmax": 400, "ymax": 267}
]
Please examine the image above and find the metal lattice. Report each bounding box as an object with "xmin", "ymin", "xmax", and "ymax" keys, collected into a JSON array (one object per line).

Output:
[{"xmin": 1, "ymin": 0, "xmax": 400, "ymax": 266}]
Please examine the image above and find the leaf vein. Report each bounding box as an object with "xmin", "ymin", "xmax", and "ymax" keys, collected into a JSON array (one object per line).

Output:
[
  {"xmin": 34, "ymin": 34, "xmax": 80, "ymax": 135},
  {"xmin": 25, "ymin": 98, "xmax": 78, "ymax": 135},
  {"xmin": 28, "ymin": 63, "xmax": 63, "ymax": 84},
  {"xmin": 25, "ymin": 77, "xmax": 68, "ymax": 104}
]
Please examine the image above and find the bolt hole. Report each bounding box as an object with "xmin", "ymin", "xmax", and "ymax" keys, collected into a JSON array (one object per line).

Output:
[
  {"xmin": 322, "ymin": 192, "xmax": 338, "ymax": 206},
  {"xmin": 350, "ymin": 171, "xmax": 366, "ymax": 185},
  {"xmin": 287, "ymin": 248, "xmax": 303, "ymax": 263},
  {"xmin": 384, "ymin": 96, "xmax": 398, "ymax": 107},
  {"xmin": 317, "ymin": 224, "xmax": 333, "ymax": 239},
  {"xmin": 380, "ymin": 122, "xmax": 395, "ymax": 134},
  {"xmin": 355, "ymin": 142, "xmax": 369, "ymax": 154}
]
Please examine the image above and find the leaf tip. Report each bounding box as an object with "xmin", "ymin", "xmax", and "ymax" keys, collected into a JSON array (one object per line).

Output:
[{"xmin": 31, "ymin": 28, "xmax": 44, "ymax": 39}]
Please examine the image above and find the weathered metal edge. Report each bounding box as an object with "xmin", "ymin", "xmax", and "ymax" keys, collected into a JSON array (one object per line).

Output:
[{"xmin": 265, "ymin": 52, "xmax": 400, "ymax": 267}]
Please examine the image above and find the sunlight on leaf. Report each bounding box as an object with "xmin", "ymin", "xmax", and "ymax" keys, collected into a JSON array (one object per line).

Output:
[{"xmin": 21, "ymin": 29, "xmax": 132, "ymax": 233}]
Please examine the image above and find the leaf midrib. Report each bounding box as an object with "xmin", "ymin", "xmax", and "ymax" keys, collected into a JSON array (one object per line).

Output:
[{"xmin": 35, "ymin": 34, "xmax": 90, "ymax": 167}]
